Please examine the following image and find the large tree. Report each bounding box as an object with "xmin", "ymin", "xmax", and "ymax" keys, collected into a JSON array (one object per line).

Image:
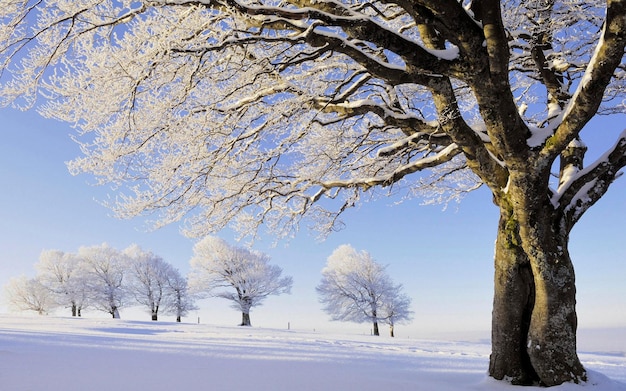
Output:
[
  {"xmin": 1, "ymin": 0, "xmax": 625, "ymax": 386},
  {"xmin": 189, "ymin": 236, "xmax": 292, "ymax": 326}
]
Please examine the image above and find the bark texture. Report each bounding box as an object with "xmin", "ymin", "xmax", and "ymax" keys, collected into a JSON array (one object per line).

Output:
[
  {"xmin": 490, "ymin": 207, "xmax": 538, "ymax": 385},
  {"xmin": 489, "ymin": 178, "xmax": 586, "ymax": 386}
]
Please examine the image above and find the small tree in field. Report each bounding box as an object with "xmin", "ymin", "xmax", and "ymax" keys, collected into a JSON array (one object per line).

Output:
[
  {"xmin": 3, "ymin": 276, "xmax": 57, "ymax": 315},
  {"xmin": 165, "ymin": 269, "xmax": 198, "ymax": 323},
  {"xmin": 380, "ymin": 289, "xmax": 413, "ymax": 338},
  {"xmin": 35, "ymin": 249, "xmax": 88, "ymax": 317},
  {"xmin": 79, "ymin": 243, "xmax": 128, "ymax": 319},
  {"xmin": 125, "ymin": 244, "xmax": 173, "ymax": 321},
  {"xmin": 317, "ymin": 245, "xmax": 411, "ymax": 336},
  {"xmin": 189, "ymin": 236, "xmax": 292, "ymax": 326}
]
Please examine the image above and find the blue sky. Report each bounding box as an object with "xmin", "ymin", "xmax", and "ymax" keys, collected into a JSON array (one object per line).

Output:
[{"xmin": 1, "ymin": 107, "xmax": 625, "ymax": 338}]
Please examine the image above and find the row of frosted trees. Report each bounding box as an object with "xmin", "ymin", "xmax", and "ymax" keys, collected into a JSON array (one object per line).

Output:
[
  {"xmin": 4, "ymin": 243, "xmax": 196, "ymax": 321},
  {"xmin": 5, "ymin": 238, "xmax": 413, "ymax": 335}
]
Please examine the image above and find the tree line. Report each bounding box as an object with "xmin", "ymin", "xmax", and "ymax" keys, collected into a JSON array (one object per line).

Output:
[
  {"xmin": 4, "ymin": 238, "xmax": 412, "ymax": 335},
  {"xmin": 4, "ymin": 243, "xmax": 196, "ymax": 322}
]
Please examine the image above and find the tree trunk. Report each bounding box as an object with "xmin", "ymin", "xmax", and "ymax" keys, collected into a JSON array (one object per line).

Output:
[
  {"xmin": 372, "ymin": 321, "xmax": 379, "ymax": 336},
  {"xmin": 151, "ymin": 313, "xmax": 158, "ymax": 321},
  {"xmin": 112, "ymin": 307, "xmax": 120, "ymax": 319},
  {"xmin": 77, "ymin": 307, "xmax": 82, "ymax": 317},
  {"xmin": 176, "ymin": 315, "xmax": 181, "ymax": 323},
  {"xmin": 389, "ymin": 324, "xmax": 394, "ymax": 338},
  {"xmin": 525, "ymin": 235, "xmax": 585, "ymax": 385},
  {"xmin": 490, "ymin": 207, "xmax": 538, "ymax": 385},
  {"xmin": 71, "ymin": 304, "xmax": 77, "ymax": 317},
  {"xmin": 489, "ymin": 191, "xmax": 586, "ymax": 386},
  {"xmin": 240, "ymin": 312, "xmax": 251, "ymax": 326}
]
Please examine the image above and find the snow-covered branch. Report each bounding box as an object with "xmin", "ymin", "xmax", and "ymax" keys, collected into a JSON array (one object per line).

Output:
[
  {"xmin": 313, "ymin": 143, "xmax": 460, "ymax": 199},
  {"xmin": 539, "ymin": 0, "xmax": 626, "ymax": 160},
  {"xmin": 554, "ymin": 129, "xmax": 626, "ymax": 229}
]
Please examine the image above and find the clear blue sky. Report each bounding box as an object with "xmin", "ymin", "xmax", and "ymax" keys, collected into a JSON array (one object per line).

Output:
[{"xmin": 1, "ymin": 107, "xmax": 625, "ymax": 338}]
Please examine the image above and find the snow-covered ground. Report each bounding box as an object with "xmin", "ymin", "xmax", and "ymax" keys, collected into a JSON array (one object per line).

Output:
[{"xmin": 0, "ymin": 315, "xmax": 624, "ymax": 391}]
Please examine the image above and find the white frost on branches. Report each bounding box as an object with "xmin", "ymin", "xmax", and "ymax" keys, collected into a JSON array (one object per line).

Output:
[
  {"xmin": 0, "ymin": 0, "xmax": 624, "ymax": 241},
  {"xmin": 316, "ymin": 244, "xmax": 413, "ymax": 336},
  {"xmin": 3, "ymin": 276, "xmax": 57, "ymax": 315},
  {"xmin": 189, "ymin": 236, "xmax": 292, "ymax": 326},
  {"xmin": 78, "ymin": 243, "xmax": 129, "ymax": 319}
]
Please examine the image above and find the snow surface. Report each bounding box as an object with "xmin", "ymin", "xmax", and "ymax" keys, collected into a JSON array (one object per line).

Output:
[{"xmin": 0, "ymin": 315, "xmax": 624, "ymax": 391}]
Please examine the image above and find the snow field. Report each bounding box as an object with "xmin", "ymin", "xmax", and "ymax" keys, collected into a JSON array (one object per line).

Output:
[{"xmin": 0, "ymin": 315, "xmax": 624, "ymax": 391}]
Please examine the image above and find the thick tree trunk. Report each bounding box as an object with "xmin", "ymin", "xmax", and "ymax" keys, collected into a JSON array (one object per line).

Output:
[
  {"xmin": 151, "ymin": 313, "xmax": 158, "ymax": 321},
  {"xmin": 71, "ymin": 304, "xmax": 77, "ymax": 317},
  {"xmin": 490, "ymin": 208, "xmax": 538, "ymax": 385},
  {"xmin": 176, "ymin": 315, "xmax": 181, "ymax": 323},
  {"xmin": 240, "ymin": 312, "xmax": 251, "ymax": 326},
  {"xmin": 490, "ymin": 193, "xmax": 586, "ymax": 386},
  {"xmin": 372, "ymin": 321, "xmax": 379, "ymax": 336},
  {"xmin": 525, "ymin": 239, "xmax": 585, "ymax": 385}
]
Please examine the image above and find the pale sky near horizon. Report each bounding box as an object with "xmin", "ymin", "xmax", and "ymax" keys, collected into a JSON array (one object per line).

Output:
[{"xmin": 1, "ymin": 107, "xmax": 625, "ymax": 338}]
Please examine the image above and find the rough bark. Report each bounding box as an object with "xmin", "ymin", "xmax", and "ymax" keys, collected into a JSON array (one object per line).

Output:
[
  {"xmin": 522, "ymin": 217, "xmax": 585, "ymax": 385},
  {"xmin": 490, "ymin": 180, "xmax": 586, "ymax": 386},
  {"xmin": 490, "ymin": 206, "xmax": 538, "ymax": 385}
]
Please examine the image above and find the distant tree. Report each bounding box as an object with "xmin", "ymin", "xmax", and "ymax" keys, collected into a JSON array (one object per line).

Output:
[
  {"xmin": 125, "ymin": 244, "xmax": 173, "ymax": 321},
  {"xmin": 317, "ymin": 245, "xmax": 410, "ymax": 336},
  {"xmin": 3, "ymin": 276, "xmax": 57, "ymax": 315},
  {"xmin": 164, "ymin": 269, "xmax": 198, "ymax": 323},
  {"xmin": 380, "ymin": 288, "xmax": 413, "ymax": 338},
  {"xmin": 35, "ymin": 249, "xmax": 88, "ymax": 317},
  {"xmin": 79, "ymin": 243, "xmax": 128, "ymax": 319},
  {"xmin": 189, "ymin": 236, "xmax": 292, "ymax": 326}
]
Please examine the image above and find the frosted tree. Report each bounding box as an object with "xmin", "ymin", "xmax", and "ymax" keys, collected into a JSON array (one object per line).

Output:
[
  {"xmin": 125, "ymin": 244, "xmax": 173, "ymax": 321},
  {"xmin": 165, "ymin": 269, "xmax": 198, "ymax": 323},
  {"xmin": 35, "ymin": 249, "xmax": 88, "ymax": 317},
  {"xmin": 79, "ymin": 244, "xmax": 128, "ymax": 319},
  {"xmin": 189, "ymin": 236, "xmax": 292, "ymax": 326},
  {"xmin": 317, "ymin": 245, "xmax": 409, "ymax": 336},
  {"xmin": 2, "ymin": 0, "xmax": 626, "ymax": 385},
  {"xmin": 379, "ymin": 289, "xmax": 413, "ymax": 338},
  {"xmin": 3, "ymin": 276, "xmax": 57, "ymax": 315}
]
